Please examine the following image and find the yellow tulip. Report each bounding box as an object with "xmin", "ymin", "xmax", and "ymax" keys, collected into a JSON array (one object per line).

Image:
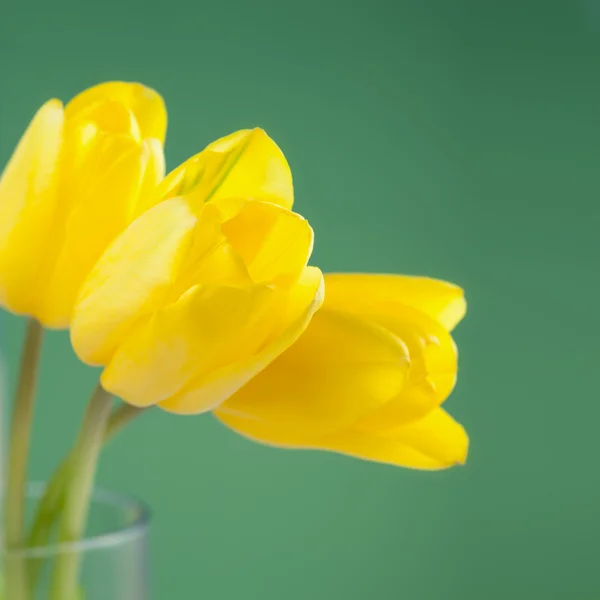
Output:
[
  {"xmin": 215, "ymin": 274, "xmax": 468, "ymax": 470},
  {"xmin": 70, "ymin": 129, "xmax": 322, "ymax": 414},
  {"xmin": 0, "ymin": 82, "xmax": 166, "ymax": 327}
]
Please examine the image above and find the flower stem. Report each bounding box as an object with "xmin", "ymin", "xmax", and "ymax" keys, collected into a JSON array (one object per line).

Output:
[
  {"xmin": 49, "ymin": 383, "xmax": 113, "ymax": 600},
  {"xmin": 4, "ymin": 318, "xmax": 44, "ymax": 600}
]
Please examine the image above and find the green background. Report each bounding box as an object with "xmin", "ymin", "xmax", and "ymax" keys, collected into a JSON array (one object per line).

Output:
[{"xmin": 1, "ymin": 1, "xmax": 599, "ymax": 598}]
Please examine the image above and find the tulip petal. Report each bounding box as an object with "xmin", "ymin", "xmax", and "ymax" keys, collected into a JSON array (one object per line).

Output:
[
  {"xmin": 222, "ymin": 200, "xmax": 313, "ymax": 287},
  {"xmin": 159, "ymin": 266, "xmax": 324, "ymax": 414},
  {"xmin": 143, "ymin": 128, "xmax": 293, "ymax": 214},
  {"xmin": 216, "ymin": 407, "xmax": 468, "ymax": 470},
  {"xmin": 217, "ymin": 309, "xmax": 410, "ymax": 435},
  {"xmin": 356, "ymin": 305, "xmax": 458, "ymax": 429},
  {"xmin": 0, "ymin": 100, "xmax": 64, "ymax": 317},
  {"xmin": 71, "ymin": 198, "xmax": 197, "ymax": 365},
  {"xmin": 68, "ymin": 99, "xmax": 142, "ymax": 140},
  {"xmin": 65, "ymin": 81, "xmax": 167, "ymax": 143},
  {"xmin": 324, "ymin": 274, "xmax": 466, "ymax": 331},
  {"xmin": 203, "ymin": 129, "xmax": 293, "ymax": 208}
]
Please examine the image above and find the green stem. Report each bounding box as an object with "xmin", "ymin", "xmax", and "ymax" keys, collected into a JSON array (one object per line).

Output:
[
  {"xmin": 49, "ymin": 384, "xmax": 113, "ymax": 600},
  {"xmin": 4, "ymin": 318, "xmax": 44, "ymax": 600},
  {"xmin": 27, "ymin": 458, "xmax": 71, "ymax": 549}
]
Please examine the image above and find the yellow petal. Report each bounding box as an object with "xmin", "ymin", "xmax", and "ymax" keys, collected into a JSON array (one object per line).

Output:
[
  {"xmin": 101, "ymin": 282, "xmax": 281, "ymax": 407},
  {"xmin": 142, "ymin": 128, "xmax": 293, "ymax": 214},
  {"xmin": 0, "ymin": 100, "xmax": 64, "ymax": 317},
  {"xmin": 366, "ymin": 407, "xmax": 468, "ymax": 468},
  {"xmin": 203, "ymin": 129, "xmax": 292, "ymax": 208},
  {"xmin": 71, "ymin": 198, "xmax": 197, "ymax": 365},
  {"xmin": 218, "ymin": 309, "xmax": 409, "ymax": 435},
  {"xmin": 324, "ymin": 274, "xmax": 466, "ymax": 331},
  {"xmin": 216, "ymin": 407, "xmax": 468, "ymax": 470},
  {"xmin": 65, "ymin": 81, "xmax": 167, "ymax": 143},
  {"xmin": 357, "ymin": 304, "xmax": 458, "ymax": 429},
  {"xmin": 40, "ymin": 132, "xmax": 148, "ymax": 327},
  {"xmin": 222, "ymin": 200, "xmax": 313, "ymax": 287},
  {"xmin": 159, "ymin": 266, "xmax": 324, "ymax": 414},
  {"xmin": 68, "ymin": 99, "xmax": 142, "ymax": 140}
]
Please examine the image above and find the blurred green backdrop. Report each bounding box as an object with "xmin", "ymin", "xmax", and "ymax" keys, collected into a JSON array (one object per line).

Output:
[{"xmin": 1, "ymin": 1, "xmax": 600, "ymax": 598}]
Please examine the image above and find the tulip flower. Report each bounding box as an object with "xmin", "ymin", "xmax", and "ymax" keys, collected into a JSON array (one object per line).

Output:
[
  {"xmin": 70, "ymin": 129, "xmax": 323, "ymax": 414},
  {"xmin": 0, "ymin": 82, "xmax": 166, "ymax": 327},
  {"xmin": 215, "ymin": 274, "xmax": 468, "ymax": 469}
]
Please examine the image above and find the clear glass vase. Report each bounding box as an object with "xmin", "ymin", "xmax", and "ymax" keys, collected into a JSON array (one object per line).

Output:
[{"xmin": 1, "ymin": 484, "xmax": 149, "ymax": 600}]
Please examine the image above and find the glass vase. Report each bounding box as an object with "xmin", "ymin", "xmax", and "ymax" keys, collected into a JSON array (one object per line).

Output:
[{"xmin": 1, "ymin": 484, "xmax": 149, "ymax": 600}]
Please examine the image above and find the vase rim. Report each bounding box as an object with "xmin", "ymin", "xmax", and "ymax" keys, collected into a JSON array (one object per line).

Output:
[{"xmin": 3, "ymin": 482, "xmax": 150, "ymax": 559}]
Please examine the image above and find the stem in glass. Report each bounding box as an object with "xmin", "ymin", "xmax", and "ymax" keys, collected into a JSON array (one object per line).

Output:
[
  {"xmin": 49, "ymin": 383, "xmax": 114, "ymax": 600},
  {"xmin": 4, "ymin": 318, "xmax": 44, "ymax": 600},
  {"xmin": 26, "ymin": 402, "xmax": 149, "ymax": 586}
]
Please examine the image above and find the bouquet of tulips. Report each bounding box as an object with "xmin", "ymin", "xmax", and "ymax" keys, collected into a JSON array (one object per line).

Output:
[{"xmin": 0, "ymin": 82, "xmax": 468, "ymax": 599}]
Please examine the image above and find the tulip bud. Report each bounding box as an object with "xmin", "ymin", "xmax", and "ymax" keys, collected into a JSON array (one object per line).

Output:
[
  {"xmin": 216, "ymin": 274, "xmax": 468, "ymax": 470},
  {"xmin": 0, "ymin": 82, "xmax": 166, "ymax": 327}
]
